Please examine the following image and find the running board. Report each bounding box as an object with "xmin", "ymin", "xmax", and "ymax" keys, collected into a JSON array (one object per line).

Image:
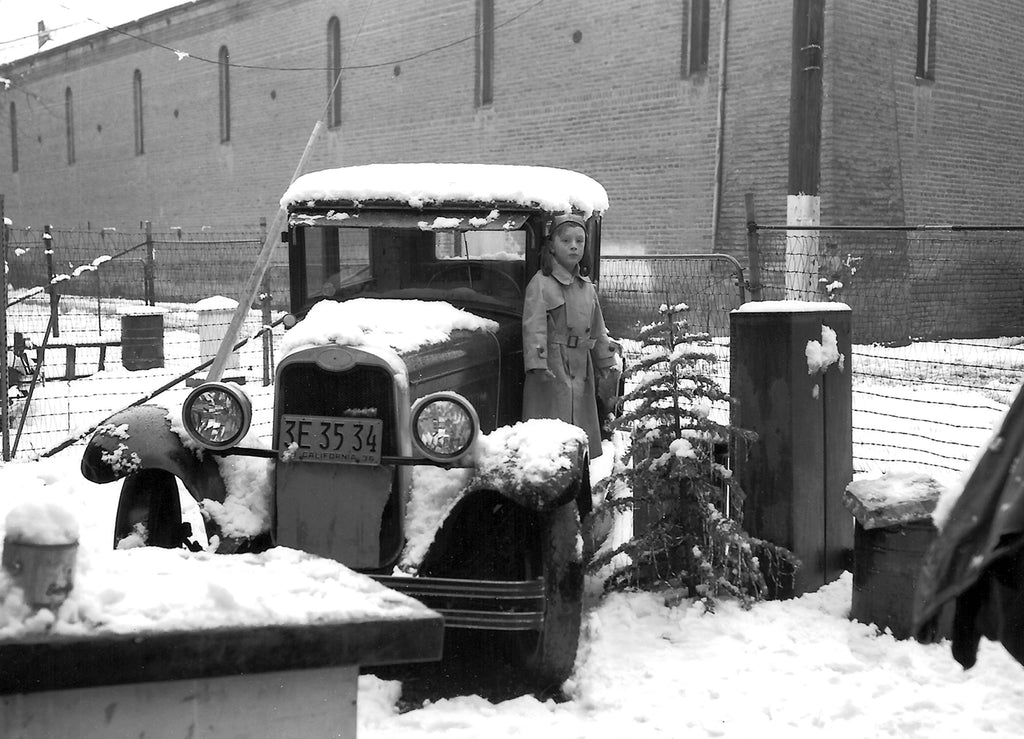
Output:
[{"xmin": 372, "ymin": 575, "xmax": 546, "ymax": 631}]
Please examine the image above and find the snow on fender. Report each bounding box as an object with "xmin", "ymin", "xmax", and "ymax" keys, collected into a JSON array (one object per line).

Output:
[
  {"xmin": 81, "ymin": 405, "xmax": 229, "ymax": 506},
  {"xmin": 469, "ymin": 418, "xmax": 590, "ymax": 511}
]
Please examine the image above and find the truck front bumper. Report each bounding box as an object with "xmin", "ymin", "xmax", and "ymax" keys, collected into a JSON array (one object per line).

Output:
[{"xmin": 372, "ymin": 576, "xmax": 545, "ymax": 631}]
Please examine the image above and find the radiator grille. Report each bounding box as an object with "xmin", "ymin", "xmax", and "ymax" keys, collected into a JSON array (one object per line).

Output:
[{"xmin": 277, "ymin": 363, "xmax": 398, "ymax": 455}]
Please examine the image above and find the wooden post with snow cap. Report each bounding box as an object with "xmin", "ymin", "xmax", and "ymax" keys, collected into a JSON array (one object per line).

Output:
[
  {"xmin": 730, "ymin": 301, "xmax": 853, "ymax": 597},
  {"xmin": 43, "ymin": 224, "xmax": 59, "ymax": 338}
]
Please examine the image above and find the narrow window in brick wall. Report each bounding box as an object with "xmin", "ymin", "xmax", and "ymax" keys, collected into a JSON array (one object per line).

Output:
[
  {"xmin": 682, "ymin": 0, "xmax": 710, "ymax": 77},
  {"xmin": 64, "ymin": 87, "xmax": 75, "ymax": 165},
  {"xmin": 9, "ymin": 101, "xmax": 17, "ymax": 173},
  {"xmin": 327, "ymin": 16, "xmax": 342, "ymax": 128},
  {"xmin": 133, "ymin": 69, "xmax": 144, "ymax": 155},
  {"xmin": 219, "ymin": 46, "xmax": 231, "ymax": 143},
  {"xmin": 476, "ymin": 0, "xmax": 494, "ymax": 106},
  {"xmin": 916, "ymin": 0, "xmax": 936, "ymax": 80}
]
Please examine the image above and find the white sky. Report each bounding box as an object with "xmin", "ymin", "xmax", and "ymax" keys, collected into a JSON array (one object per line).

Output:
[{"xmin": 0, "ymin": 1, "xmax": 189, "ymax": 65}]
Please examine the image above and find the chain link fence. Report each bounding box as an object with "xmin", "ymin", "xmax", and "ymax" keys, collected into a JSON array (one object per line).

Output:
[
  {"xmin": 4, "ymin": 221, "xmax": 1022, "ymax": 476},
  {"xmin": 751, "ymin": 225, "xmax": 1024, "ymax": 474},
  {"xmin": 3, "ymin": 224, "xmax": 289, "ymax": 458}
]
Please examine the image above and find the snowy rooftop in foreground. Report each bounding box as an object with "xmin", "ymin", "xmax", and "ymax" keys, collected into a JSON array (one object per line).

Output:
[
  {"xmin": 0, "ymin": 544, "xmax": 431, "ymax": 639},
  {"xmin": 280, "ymin": 163, "xmax": 610, "ymax": 217}
]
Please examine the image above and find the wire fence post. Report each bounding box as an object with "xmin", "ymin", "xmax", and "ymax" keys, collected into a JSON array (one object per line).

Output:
[
  {"xmin": 1, "ymin": 194, "xmax": 10, "ymax": 461},
  {"xmin": 744, "ymin": 193, "xmax": 763, "ymax": 301},
  {"xmin": 44, "ymin": 224, "xmax": 59, "ymax": 337},
  {"xmin": 95, "ymin": 266, "xmax": 103, "ymax": 335},
  {"xmin": 258, "ymin": 217, "xmax": 274, "ymax": 386},
  {"xmin": 144, "ymin": 220, "xmax": 155, "ymax": 306}
]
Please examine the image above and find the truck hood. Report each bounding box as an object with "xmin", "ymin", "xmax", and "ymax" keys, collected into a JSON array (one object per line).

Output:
[{"xmin": 280, "ymin": 297, "xmax": 502, "ymax": 360}]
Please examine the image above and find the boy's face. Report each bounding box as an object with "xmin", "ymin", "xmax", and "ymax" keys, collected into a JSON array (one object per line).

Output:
[{"xmin": 550, "ymin": 223, "xmax": 586, "ymax": 271}]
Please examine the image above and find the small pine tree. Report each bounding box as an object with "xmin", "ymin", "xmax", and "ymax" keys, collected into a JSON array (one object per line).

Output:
[{"xmin": 591, "ymin": 303, "xmax": 796, "ymax": 610}]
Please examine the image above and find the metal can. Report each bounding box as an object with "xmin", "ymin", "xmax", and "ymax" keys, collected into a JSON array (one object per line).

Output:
[{"xmin": 1, "ymin": 538, "xmax": 79, "ymax": 609}]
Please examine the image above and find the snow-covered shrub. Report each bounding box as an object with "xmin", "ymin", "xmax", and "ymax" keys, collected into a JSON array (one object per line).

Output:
[{"xmin": 591, "ymin": 304, "xmax": 796, "ymax": 610}]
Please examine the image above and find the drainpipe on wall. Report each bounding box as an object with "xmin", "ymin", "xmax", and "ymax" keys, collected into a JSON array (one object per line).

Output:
[{"xmin": 710, "ymin": 0, "xmax": 731, "ymax": 250}]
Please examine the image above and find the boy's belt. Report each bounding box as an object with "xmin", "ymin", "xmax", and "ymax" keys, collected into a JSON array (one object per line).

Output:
[{"xmin": 551, "ymin": 333, "xmax": 596, "ymax": 349}]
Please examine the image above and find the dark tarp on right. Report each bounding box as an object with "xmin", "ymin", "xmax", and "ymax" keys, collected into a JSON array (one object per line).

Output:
[{"xmin": 913, "ymin": 385, "xmax": 1024, "ymax": 668}]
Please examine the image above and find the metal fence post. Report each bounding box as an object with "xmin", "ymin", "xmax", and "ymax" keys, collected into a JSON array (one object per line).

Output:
[
  {"xmin": 744, "ymin": 193, "xmax": 763, "ymax": 301},
  {"xmin": 44, "ymin": 224, "xmax": 60, "ymax": 337},
  {"xmin": 259, "ymin": 217, "xmax": 274, "ymax": 386},
  {"xmin": 1, "ymin": 195, "xmax": 10, "ymax": 461},
  {"xmin": 144, "ymin": 220, "xmax": 155, "ymax": 305}
]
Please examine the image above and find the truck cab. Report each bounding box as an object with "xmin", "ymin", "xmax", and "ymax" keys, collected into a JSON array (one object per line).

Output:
[{"xmin": 82, "ymin": 163, "xmax": 610, "ymax": 688}]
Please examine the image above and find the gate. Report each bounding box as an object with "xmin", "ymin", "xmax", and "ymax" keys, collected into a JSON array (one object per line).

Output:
[{"xmin": 599, "ymin": 254, "xmax": 747, "ymax": 340}]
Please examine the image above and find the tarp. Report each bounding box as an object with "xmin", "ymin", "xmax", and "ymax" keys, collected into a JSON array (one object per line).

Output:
[{"xmin": 913, "ymin": 385, "xmax": 1024, "ymax": 667}]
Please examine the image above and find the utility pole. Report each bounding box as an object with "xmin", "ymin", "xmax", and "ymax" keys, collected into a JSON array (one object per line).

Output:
[{"xmin": 786, "ymin": 0, "xmax": 825, "ymax": 299}]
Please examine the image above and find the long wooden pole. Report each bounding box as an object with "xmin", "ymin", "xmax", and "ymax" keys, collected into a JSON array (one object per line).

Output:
[
  {"xmin": 201, "ymin": 43, "xmax": 350, "ymax": 382},
  {"xmin": 1, "ymin": 195, "xmax": 10, "ymax": 460},
  {"xmin": 206, "ymin": 121, "xmax": 324, "ymax": 382}
]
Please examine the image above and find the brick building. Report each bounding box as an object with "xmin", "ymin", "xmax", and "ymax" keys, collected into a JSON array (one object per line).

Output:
[{"xmin": 1, "ymin": 0, "xmax": 1022, "ymax": 259}]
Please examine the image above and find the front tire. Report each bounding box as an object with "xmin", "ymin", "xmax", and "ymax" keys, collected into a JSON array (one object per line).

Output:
[{"xmin": 514, "ymin": 501, "xmax": 584, "ymax": 691}]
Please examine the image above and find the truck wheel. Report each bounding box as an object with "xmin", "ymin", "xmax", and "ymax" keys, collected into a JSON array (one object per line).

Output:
[{"xmin": 515, "ymin": 501, "xmax": 584, "ymax": 692}]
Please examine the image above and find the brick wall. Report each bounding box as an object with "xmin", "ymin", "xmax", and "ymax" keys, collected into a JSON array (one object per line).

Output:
[
  {"xmin": 0, "ymin": 0, "xmax": 795, "ymax": 259},
  {"xmin": 822, "ymin": 1, "xmax": 1024, "ymax": 225},
  {"xmin": 1, "ymin": 0, "xmax": 1021, "ymax": 268}
]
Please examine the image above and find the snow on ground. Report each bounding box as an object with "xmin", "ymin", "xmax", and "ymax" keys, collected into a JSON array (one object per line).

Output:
[
  {"xmin": 1, "ymin": 445, "xmax": 1024, "ymax": 737},
  {"xmin": 4, "ymin": 299, "xmax": 1024, "ymax": 735}
]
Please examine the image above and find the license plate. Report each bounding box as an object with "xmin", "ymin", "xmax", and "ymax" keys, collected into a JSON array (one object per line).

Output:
[{"xmin": 279, "ymin": 415, "xmax": 383, "ymax": 465}]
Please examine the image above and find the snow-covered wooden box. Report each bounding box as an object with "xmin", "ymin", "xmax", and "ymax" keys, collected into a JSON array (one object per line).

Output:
[{"xmin": 0, "ymin": 547, "xmax": 443, "ymax": 739}]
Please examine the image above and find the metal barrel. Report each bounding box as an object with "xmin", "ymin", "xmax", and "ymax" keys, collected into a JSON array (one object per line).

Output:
[
  {"xmin": 121, "ymin": 313, "xmax": 165, "ymax": 371},
  {"xmin": 851, "ymin": 518, "xmax": 941, "ymax": 639}
]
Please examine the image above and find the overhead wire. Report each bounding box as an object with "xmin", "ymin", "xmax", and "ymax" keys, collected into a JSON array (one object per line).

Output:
[
  {"xmin": 49, "ymin": 0, "xmax": 545, "ymax": 72},
  {"xmin": 0, "ymin": 0, "xmax": 544, "ymax": 124}
]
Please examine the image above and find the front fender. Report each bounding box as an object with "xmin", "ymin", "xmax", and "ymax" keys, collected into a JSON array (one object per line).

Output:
[
  {"xmin": 81, "ymin": 404, "xmax": 227, "ymax": 506},
  {"xmin": 469, "ymin": 438, "xmax": 591, "ymax": 516}
]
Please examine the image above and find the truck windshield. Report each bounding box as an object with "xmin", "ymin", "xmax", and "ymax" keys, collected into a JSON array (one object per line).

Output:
[{"xmin": 297, "ymin": 224, "xmax": 528, "ymax": 307}]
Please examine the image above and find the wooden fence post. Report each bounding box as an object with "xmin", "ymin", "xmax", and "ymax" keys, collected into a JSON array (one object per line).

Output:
[
  {"xmin": 744, "ymin": 194, "xmax": 763, "ymax": 301},
  {"xmin": 144, "ymin": 220, "xmax": 155, "ymax": 306},
  {"xmin": 44, "ymin": 224, "xmax": 59, "ymax": 338},
  {"xmin": 259, "ymin": 217, "xmax": 274, "ymax": 386}
]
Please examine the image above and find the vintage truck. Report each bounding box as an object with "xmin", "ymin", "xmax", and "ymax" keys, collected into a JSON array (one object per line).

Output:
[{"xmin": 80, "ymin": 163, "xmax": 612, "ymax": 688}]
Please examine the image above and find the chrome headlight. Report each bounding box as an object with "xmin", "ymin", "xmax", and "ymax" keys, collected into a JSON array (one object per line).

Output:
[
  {"xmin": 410, "ymin": 392, "xmax": 480, "ymax": 463},
  {"xmin": 181, "ymin": 382, "xmax": 252, "ymax": 451}
]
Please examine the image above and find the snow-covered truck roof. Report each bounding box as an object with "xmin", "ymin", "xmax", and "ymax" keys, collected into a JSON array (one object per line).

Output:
[{"xmin": 280, "ymin": 163, "xmax": 609, "ymax": 218}]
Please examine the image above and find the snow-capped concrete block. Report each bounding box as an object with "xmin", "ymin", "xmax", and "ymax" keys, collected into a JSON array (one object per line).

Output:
[{"xmin": 844, "ymin": 471, "xmax": 946, "ymax": 529}]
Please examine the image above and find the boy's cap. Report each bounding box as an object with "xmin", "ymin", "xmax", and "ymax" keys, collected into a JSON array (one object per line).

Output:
[{"xmin": 549, "ymin": 213, "xmax": 587, "ymax": 235}]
